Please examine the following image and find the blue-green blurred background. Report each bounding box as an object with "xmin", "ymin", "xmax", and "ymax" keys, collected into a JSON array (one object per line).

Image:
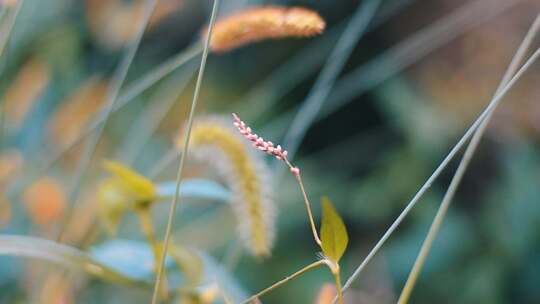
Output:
[{"xmin": 0, "ymin": 0, "xmax": 539, "ymax": 303}]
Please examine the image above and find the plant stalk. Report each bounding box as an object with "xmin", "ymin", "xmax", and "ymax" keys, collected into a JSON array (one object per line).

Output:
[
  {"xmin": 150, "ymin": 1, "xmax": 220, "ymax": 303},
  {"xmin": 240, "ymin": 260, "xmax": 325, "ymax": 304}
]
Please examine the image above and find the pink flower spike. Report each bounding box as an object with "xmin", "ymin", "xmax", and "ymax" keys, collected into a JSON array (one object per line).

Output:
[
  {"xmin": 290, "ymin": 167, "xmax": 300, "ymax": 177},
  {"xmin": 232, "ymin": 113, "xmax": 290, "ymax": 162}
]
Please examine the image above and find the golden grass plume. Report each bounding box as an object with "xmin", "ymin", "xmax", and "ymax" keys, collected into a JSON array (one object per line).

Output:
[
  {"xmin": 209, "ymin": 6, "xmax": 325, "ymax": 53},
  {"xmin": 178, "ymin": 116, "xmax": 276, "ymax": 257}
]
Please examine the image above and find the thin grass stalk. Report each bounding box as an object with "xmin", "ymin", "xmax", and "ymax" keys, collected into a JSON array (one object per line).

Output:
[
  {"xmin": 278, "ymin": 0, "xmax": 381, "ymax": 165},
  {"xmin": 56, "ymin": 0, "xmax": 159, "ymax": 242},
  {"xmin": 397, "ymin": 14, "xmax": 540, "ymax": 304},
  {"xmin": 240, "ymin": 260, "xmax": 326, "ymax": 304},
  {"xmin": 336, "ymin": 47, "xmax": 540, "ymax": 301},
  {"xmin": 150, "ymin": 1, "xmax": 220, "ymax": 303}
]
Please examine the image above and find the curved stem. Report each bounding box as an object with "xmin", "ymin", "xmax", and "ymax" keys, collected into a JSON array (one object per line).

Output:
[
  {"xmin": 296, "ymin": 172, "xmax": 322, "ymax": 246},
  {"xmin": 150, "ymin": 1, "xmax": 220, "ymax": 303},
  {"xmin": 240, "ymin": 260, "xmax": 326, "ymax": 304},
  {"xmin": 332, "ymin": 266, "xmax": 344, "ymax": 304},
  {"xmin": 284, "ymin": 158, "xmax": 321, "ymax": 246}
]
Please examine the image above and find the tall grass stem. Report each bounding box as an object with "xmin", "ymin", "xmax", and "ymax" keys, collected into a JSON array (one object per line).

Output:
[{"xmin": 150, "ymin": 1, "xmax": 220, "ymax": 303}]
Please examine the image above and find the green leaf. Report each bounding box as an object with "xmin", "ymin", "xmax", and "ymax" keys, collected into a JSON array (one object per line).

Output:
[{"xmin": 320, "ymin": 197, "xmax": 349, "ymax": 263}]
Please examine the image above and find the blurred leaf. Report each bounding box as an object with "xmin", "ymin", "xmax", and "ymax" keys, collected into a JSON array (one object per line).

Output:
[
  {"xmin": 90, "ymin": 239, "xmax": 172, "ymax": 282},
  {"xmin": 320, "ymin": 197, "xmax": 348, "ymax": 263},
  {"xmin": 0, "ymin": 235, "xmax": 149, "ymax": 287},
  {"xmin": 156, "ymin": 179, "xmax": 231, "ymax": 202},
  {"xmin": 91, "ymin": 240, "xmax": 248, "ymax": 301}
]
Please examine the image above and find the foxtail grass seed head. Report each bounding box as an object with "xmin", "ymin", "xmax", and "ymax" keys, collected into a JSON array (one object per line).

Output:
[
  {"xmin": 23, "ymin": 177, "xmax": 67, "ymax": 227},
  {"xmin": 179, "ymin": 116, "xmax": 276, "ymax": 257},
  {"xmin": 98, "ymin": 161, "xmax": 157, "ymax": 234},
  {"xmin": 232, "ymin": 113, "xmax": 300, "ymax": 176},
  {"xmin": 209, "ymin": 6, "xmax": 325, "ymax": 53}
]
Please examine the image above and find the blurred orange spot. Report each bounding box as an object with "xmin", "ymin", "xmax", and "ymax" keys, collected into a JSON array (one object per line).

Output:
[
  {"xmin": 3, "ymin": 58, "xmax": 50, "ymax": 130},
  {"xmin": 315, "ymin": 283, "xmax": 337, "ymax": 304},
  {"xmin": 23, "ymin": 177, "xmax": 67, "ymax": 227},
  {"xmin": 47, "ymin": 77, "xmax": 108, "ymax": 147},
  {"xmin": 86, "ymin": 0, "xmax": 184, "ymax": 49},
  {"xmin": 0, "ymin": 0, "xmax": 17, "ymax": 8}
]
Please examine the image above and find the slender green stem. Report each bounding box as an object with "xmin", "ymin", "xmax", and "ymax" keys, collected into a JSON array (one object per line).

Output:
[
  {"xmin": 397, "ymin": 14, "xmax": 540, "ymax": 304},
  {"xmin": 240, "ymin": 260, "xmax": 326, "ymax": 304},
  {"xmin": 296, "ymin": 174, "xmax": 322, "ymax": 246},
  {"xmin": 337, "ymin": 47, "xmax": 540, "ymax": 301},
  {"xmin": 150, "ymin": 1, "xmax": 220, "ymax": 303},
  {"xmin": 333, "ymin": 267, "xmax": 344, "ymax": 304},
  {"xmin": 284, "ymin": 157, "xmax": 321, "ymax": 246}
]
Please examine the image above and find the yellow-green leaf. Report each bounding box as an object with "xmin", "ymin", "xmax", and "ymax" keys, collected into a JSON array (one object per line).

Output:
[
  {"xmin": 320, "ymin": 197, "xmax": 348, "ymax": 263},
  {"xmin": 102, "ymin": 160, "xmax": 156, "ymax": 200}
]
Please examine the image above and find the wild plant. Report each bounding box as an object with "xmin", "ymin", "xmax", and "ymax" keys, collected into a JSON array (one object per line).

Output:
[{"xmin": 0, "ymin": 1, "xmax": 538, "ymax": 304}]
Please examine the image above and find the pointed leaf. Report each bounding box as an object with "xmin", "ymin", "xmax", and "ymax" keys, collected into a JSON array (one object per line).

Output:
[
  {"xmin": 320, "ymin": 197, "xmax": 349, "ymax": 263},
  {"xmin": 102, "ymin": 160, "xmax": 155, "ymax": 199}
]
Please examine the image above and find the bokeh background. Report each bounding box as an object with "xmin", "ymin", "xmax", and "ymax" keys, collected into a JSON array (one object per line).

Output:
[{"xmin": 0, "ymin": 0, "xmax": 539, "ymax": 303}]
